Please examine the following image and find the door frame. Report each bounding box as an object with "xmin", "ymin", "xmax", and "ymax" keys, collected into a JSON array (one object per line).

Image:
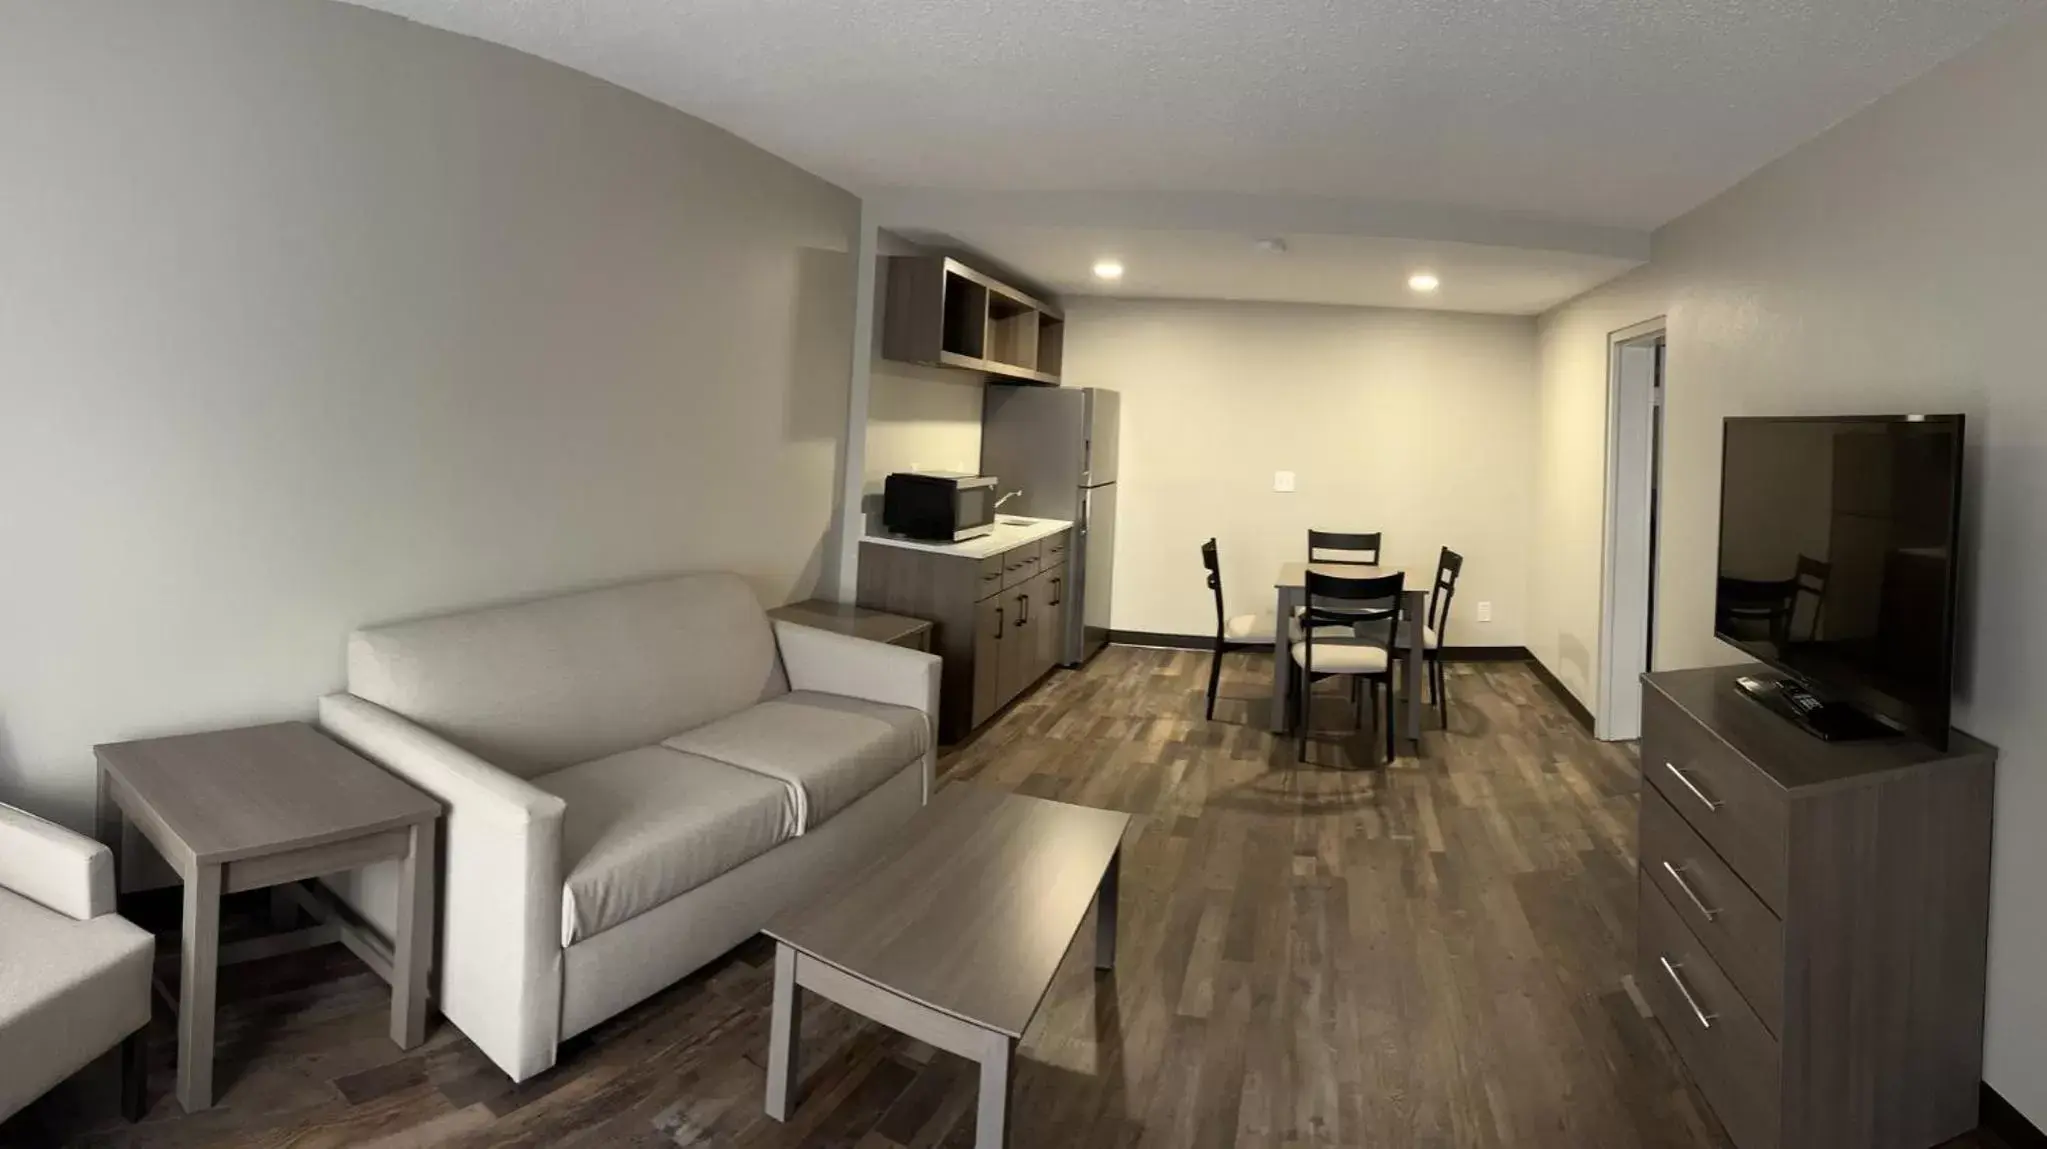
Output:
[{"xmin": 1596, "ymin": 317, "xmax": 1667, "ymax": 741}]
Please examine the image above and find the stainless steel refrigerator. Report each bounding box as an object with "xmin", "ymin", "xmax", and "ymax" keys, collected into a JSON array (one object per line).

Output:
[{"xmin": 980, "ymin": 386, "xmax": 1120, "ymax": 666}]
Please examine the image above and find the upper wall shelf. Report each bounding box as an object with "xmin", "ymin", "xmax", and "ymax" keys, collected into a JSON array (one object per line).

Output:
[{"xmin": 882, "ymin": 256, "xmax": 1065, "ymax": 385}]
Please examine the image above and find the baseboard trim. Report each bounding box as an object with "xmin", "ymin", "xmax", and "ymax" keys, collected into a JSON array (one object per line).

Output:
[
  {"xmin": 1107, "ymin": 630, "xmax": 1211, "ymax": 651},
  {"xmin": 1450, "ymin": 646, "xmax": 1532, "ymax": 662},
  {"xmin": 1526, "ymin": 656, "xmax": 1596, "ymax": 733},
  {"xmin": 1983, "ymin": 1083, "xmax": 2047, "ymax": 1148},
  {"xmin": 1107, "ymin": 631, "xmax": 1532, "ymax": 663}
]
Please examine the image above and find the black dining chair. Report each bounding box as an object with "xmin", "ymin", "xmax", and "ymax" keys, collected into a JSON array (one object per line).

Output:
[
  {"xmin": 1394, "ymin": 547, "xmax": 1463, "ymax": 723},
  {"xmin": 1201, "ymin": 538, "xmax": 1276, "ymax": 721},
  {"xmin": 1293, "ymin": 569, "xmax": 1403, "ymax": 763},
  {"xmin": 1307, "ymin": 529, "xmax": 1382, "ymax": 566},
  {"xmin": 1792, "ymin": 554, "xmax": 1831, "ymax": 641}
]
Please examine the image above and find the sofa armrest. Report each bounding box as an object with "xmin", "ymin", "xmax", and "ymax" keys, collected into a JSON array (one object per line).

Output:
[
  {"xmin": 0, "ymin": 803, "xmax": 114, "ymax": 920},
  {"xmin": 318, "ymin": 693, "xmax": 567, "ymax": 1082},
  {"xmin": 773, "ymin": 620, "xmax": 941, "ymax": 798}
]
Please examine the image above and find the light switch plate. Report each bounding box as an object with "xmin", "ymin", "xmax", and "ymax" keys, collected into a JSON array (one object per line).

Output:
[
  {"xmin": 1476, "ymin": 601, "xmax": 1493, "ymax": 622},
  {"xmin": 1273, "ymin": 471, "xmax": 1297, "ymax": 493}
]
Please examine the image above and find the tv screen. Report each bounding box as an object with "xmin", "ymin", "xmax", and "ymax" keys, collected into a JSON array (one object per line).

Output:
[{"xmin": 1715, "ymin": 415, "xmax": 1964, "ymax": 743}]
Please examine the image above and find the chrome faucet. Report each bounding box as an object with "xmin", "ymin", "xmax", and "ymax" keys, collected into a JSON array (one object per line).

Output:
[{"xmin": 995, "ymin": 489, "xmax": 1023, "ymax": 511}]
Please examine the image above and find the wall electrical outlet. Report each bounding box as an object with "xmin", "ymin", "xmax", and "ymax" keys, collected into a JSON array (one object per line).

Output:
[
  {"xmin": 1476, "ymin": 601, "xmax": 1493, "ymax": 622},
  {"xmin": 1273, "ymin": 471, "xmax": 1297, "ymax": 493}
]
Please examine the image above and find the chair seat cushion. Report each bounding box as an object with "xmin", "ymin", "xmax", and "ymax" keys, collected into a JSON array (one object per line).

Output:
[
  {"xmin": 1222, "ymin": 612, "xmax": 1276, "ymax": 643},
  {"xmin": 0, "ymin": 889, "xmax": 152, "ymax": 1123},
  {"xmin": 534, "ymin": 747, "xmax": 797, "ymax": 946},
  {"xmin": 1391, "ymin": 620, "xmax": 1441, "ymax": 650},
  {"xmin": 664, "ymin": 691, "xmax": 927, "ymax": 834},
  {"xmin": 1289, "ymin": 640, "xmax": 1390, "ymax": 674}
]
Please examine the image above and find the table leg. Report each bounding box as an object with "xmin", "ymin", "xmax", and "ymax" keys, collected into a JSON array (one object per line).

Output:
[
  {"xmin": 1094, "ymin": 845, "xmax": 1120, "ymax": 971},
  {"xmin": 391, "ymin": 818, "xmax": 436, "ymax": 1049},
  {"xmin": 765, "ymin": 943, "xmax": 802, "ymax": 1121},
  {"xmin": 976, "ymin": 1033, "xmax": 1015, "ymax": 1148},
  {"xmin": 176, "ymin": 862, "xmax": 222, "ymax": 1112},
  {"xmin": 1405, "ymin": 590, "xmax": 1425, "ymax": 752},
  {"xmin": 1269, "ymin": 583, "xmax": 1298, "ymax": 733},
  {"xmin": 95, "ymin": 776, "xmax": 124, "ymax": 898}
]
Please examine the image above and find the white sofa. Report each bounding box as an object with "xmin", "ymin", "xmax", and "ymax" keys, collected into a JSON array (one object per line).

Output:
[
  {"xmin": 0, "ymin": 803, "xmax": 153, "ymax": 1124},
  {"xmin": 316, "ymin": 573, "xmax": 939, "ymax": 1083}
]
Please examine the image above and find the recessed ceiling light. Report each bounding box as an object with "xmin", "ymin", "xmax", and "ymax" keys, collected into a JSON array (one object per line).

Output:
[
  {"xmin": 1092, "ymin": 259, "xmax": 1125, "ymax": 281},
  {"xmin": 1255, "ymin": 237, "xmax": 1289, "ymax": 254},
  {"xmin": 1408, "ymin": 272, "xmax": 1441, "ymax": 293}
]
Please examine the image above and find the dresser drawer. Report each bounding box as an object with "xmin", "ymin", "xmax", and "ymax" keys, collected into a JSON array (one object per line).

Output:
[
  {"xmin": 1642, "ymin": 688, "xmax": 1790, "ymax": 913},
  {"xmin": 1640, "ymin": 875, "xmax": 1783, "ymax": 1149},
  {"xmin": 1000, "ymin": 541, "xmax": 1041, "ymax": 590},
  {"xmin": 976, "ymin": 554, "xmax": 1007, "ymax": 601},
  {"xmin": 1640, "ymin": 787, "xmax": 1784, "ymax": 1035}
]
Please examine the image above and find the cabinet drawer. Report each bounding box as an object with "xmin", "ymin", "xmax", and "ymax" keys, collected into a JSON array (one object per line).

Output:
[
  {"xmin": 1640, "ymin": 787, "xmax": 1784, "ymax": 1035},
  {"xmin": 1041, "ymin": 530, "xmax": 1071, "ymax": 567},
  {"xmin": 976, "ymin": 554, "xmax": 1007, "ymax": 601},
  {"xmin": 1639, "ymin": 876, "xmax": 1783, "ymax": 1149},
  {"xmin": 1642, "ymin": 688, "xmax": 1790, "ymax": 913},
  {"xmin": 1000, "ymin": 541, "xmax": 1041, "ymax": 590}
]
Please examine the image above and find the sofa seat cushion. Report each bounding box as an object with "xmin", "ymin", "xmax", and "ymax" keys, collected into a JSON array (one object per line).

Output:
[
  {"xmin": 533, "ymin": 747, "xmax": 796, "ymax": 946},
  {"xmin": 663, "ymin": 691, "xmax": 928, "ymax": 834},
  {"xmin": 0, "ymin": 888, "xmax": 153, "ymax": 1123}
]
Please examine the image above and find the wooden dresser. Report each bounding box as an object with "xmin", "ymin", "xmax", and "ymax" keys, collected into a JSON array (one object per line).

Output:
[{"xmin": 1637, "ymin": 666, "xmax": 1996, "ymax": 1149}]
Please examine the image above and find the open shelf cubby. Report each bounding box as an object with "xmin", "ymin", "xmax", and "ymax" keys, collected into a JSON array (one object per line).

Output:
[{"xmin": 883, "ymin": 255, "xmax": 1064, "ymax": 385}]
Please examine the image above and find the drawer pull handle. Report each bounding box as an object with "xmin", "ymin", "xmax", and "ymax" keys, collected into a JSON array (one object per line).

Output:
[
  {"xmin": 1662, "ymin": 861, "xmax": 1721, "ymax": 922},
  {"xmin": 1659, "ymin": 956, "xmax": 1717, "ymax": 1030},
  {"xmin": 1664, "ymin": 762, "xmax": 1724, "ymax": 812}
]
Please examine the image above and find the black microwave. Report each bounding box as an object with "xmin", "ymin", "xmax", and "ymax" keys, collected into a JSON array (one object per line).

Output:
[{"xmin": 882, "ymin": 472, "xmax": 997, "ymax": 542}]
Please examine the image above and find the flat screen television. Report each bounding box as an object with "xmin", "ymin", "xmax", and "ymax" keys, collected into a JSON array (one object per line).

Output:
[{"xmin": 1714, "ymin": 414, "xmax": 1964, "ymax": 747}]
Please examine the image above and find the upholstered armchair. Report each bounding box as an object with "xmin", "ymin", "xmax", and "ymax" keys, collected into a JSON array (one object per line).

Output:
[{"xmin": 0, "ymin": 802, "xmax": 154, "ymax": 1124}]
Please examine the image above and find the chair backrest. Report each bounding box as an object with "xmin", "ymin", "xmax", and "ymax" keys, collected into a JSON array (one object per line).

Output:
[
  {"xmin": 1201, "ymin": 537, "xmax": 1226, "ymax": 633},
  {"xmin": 1715, "ymin": 575, "xmax": 1800, "ymax": 644},
  {"xmin": 1427, "ymin": 548, "xmax": 1465, "ymax": 638},
  {"xmin": 1302, "ymin": 570, "xmax": 1404, "ymax": 653},
  {"xmin": 1793, "ymin": 554, "xmax": 1830, "ymax": 641},
  {"xmin": 1308, "ymin": 529, "xmax": 1382, "ymax": 566}
]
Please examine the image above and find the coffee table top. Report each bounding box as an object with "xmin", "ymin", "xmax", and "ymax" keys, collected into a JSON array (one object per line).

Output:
[
  {"xmin": 96, "ymin": 722, "xmax": 439, "ymax": 865},
  {"xmin": 764, "ymin": 783, "xmax": 1130, "ymax": 1039}
]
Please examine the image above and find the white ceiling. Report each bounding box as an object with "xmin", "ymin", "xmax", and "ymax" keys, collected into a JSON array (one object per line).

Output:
[
  {"xmin": 340, "ymin": 0, "xmax": 2024, "ymax": 310},
  {"xmin": 915, "ymin": 226, "xmax": 1641, "ymax": 316}
]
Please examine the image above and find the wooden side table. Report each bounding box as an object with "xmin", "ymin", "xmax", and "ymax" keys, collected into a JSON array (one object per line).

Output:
[
  {"xmin": 95, "ymin": 722, "xmax": 441, "ymax": 1112},
  {"xmin": 768, "ymin": 598, "xmax": 934, "ymax": 652}
]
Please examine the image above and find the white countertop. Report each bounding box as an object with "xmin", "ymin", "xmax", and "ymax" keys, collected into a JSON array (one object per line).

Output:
[{"xmin": 862, "ymin": 516, "xmax": 1074, "ymax": 559}]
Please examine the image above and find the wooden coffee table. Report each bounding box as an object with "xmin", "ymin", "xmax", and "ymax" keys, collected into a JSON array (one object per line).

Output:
[
  {"xmin": 762, "ymin": 783, "xmax": 1130, "ymax": 1148},
  {"xmin": 96, "ymin": 722, "xmax": 441, "ymax": 1112}
]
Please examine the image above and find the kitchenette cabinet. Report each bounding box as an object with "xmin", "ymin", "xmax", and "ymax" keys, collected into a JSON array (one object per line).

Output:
[{"xmin": 857, "ymin": 520, "xmax": 1072, "ymax": 742}]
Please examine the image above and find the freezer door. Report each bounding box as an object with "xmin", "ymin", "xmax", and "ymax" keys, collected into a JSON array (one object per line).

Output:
[
  {"xmin": 1082, "ymin": 388, "xmax": 1120, "ymax": 486},
  {"xmin": 1069, "ymin": 481, "xmax": 1117, "ymax": 663},
  {"xmin": 980, "ymin": 385, "xmax": 1087, "ymax": 519}
]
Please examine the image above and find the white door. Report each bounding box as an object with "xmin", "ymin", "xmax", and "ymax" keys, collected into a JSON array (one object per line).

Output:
[{"xmin": 1598, "ymin": 329, "xmax": 1664, "ymax": 740}]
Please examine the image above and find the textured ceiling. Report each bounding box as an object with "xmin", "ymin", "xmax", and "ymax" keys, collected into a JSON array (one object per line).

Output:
[{"xmin": 340, "ymin": 0, "xmax": 2021, "ymax": 230}]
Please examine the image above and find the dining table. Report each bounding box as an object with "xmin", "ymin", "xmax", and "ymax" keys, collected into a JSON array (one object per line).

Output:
[{"xmin": 1269, "ymin": 561, "xmax": 1428, "ymax": 753}]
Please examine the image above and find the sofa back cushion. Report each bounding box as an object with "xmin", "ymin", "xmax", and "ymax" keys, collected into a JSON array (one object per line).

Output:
[{"xmin": 347, "ymin": 573, "xmax": 787, "ymax": 778}]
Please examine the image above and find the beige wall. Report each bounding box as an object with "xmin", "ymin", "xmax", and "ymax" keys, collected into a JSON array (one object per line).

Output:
[
  {"xmin": 1532, "ymin": 6, "xmax": 2047, "ymax": 1117},
  {"xmin": 0, "ymin": 0, "xmax": 858, "ymax": 829},
  {"xmin": 1064, "ymin": 298, "xmax": 1538, "ymax": 644}
]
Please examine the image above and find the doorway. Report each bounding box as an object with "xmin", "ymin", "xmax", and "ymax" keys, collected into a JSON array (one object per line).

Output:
[{"xmin": 1596, "ymin": 319, "xmax": 1666, "ymax": 741}]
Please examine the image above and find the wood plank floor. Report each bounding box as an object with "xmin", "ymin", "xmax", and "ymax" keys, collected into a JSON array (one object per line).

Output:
[{"xmin": 3, "ymin": 648, "xmax": 2012, "ymax": 1148}]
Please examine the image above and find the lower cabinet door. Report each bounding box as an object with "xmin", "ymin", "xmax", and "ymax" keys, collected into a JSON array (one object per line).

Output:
[
  {"xmin": 972, "ymin": 593, "xmax": 1005, "ymax": 728},
  {"xmin": 997, "ymin": 585, "xmax": 1036, "ymax": 707},
  {"xmin": 1035, "ymin": 566, "xmax": 1067, "ymax": 678}
]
